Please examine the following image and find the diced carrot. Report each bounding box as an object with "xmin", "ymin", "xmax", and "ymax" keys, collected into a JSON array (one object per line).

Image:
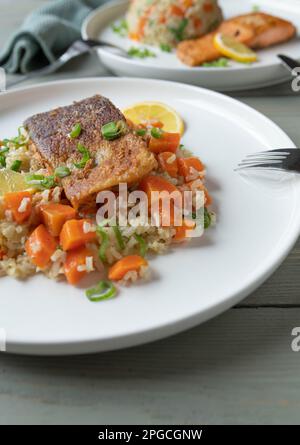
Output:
[
  {"xmin": 183, "ymin": 0, "xmax": 194, "ymax": 8},
  {"xmin": 25, "ymin": 224, "xmax": 58, "ymax": 269},
  {"xmin": 170, "ymin": 5, "xmax": 185, "ymax": 17},
  {"xmin": 178, "ymin": 157, "xmax": 205, "ymax": 180},
  {"xmin": 173, "ymin": 219, "xmax": 196, "ymax": 242},
  {"xmin": 193, "ymin": 16, "xmax": 202, "ymax": 28},
  {"xmin": 158, "ymin": 152, "xmax": 178, "ymax": 178},
  {"xmin": 64, "ymin": 246, "xmax": 94, "ymax": 285},
  {"xmin": 60, "ymin": 219, "xmax": 97, "ymax": 251},
  {"xmin": 129, "ymin": 32, "xmax": 139, "ymax": 41},
  {"xmin": 151, "ymin": 120, "xmax": 164, "ymax": 129},
  {"xmin": 149, "ymin": 132, "xmax": 181, "ymax": 154},
  {"xmin": 3, "ymin": 191, "xmax": 32, "ymax": 224},
  {"xmin": 203, "ymin": 2, "xmax": 214, "ymax": 13},
  {"xmin": 137, "ymin": 17, "xmax": 147, "ymax": 38},
  {"xmin": 186, "ymin": 180, "xmax": 213, "ymax": 206},
  {"xmin": 0, "ymin": 248, "xmax": 6, "ymax": 260},
  {"xmin": 40, "ymin": 203, "xmax": 76, "ymax": 237},
  {"xmin": 108, "ymin": 255, "xmax": 148, "ymax": 281},
  {"xmin": 139, "ymin": 175, "xmax": 181, "ymax": 226},
  {"xmin": 159, "ymin": 15, "xmax": 167, "ymax": 24}
]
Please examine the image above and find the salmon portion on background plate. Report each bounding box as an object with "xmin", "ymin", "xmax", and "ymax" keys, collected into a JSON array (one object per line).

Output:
[{"xmin": 177, "ymin": 12, "xmax": 297, "ymax": 66}]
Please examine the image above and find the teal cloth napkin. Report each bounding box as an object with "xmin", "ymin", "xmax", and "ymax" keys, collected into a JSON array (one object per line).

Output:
[{"xmin": 0, "ymin": 0, "xmax": 108, "ymax": 74}]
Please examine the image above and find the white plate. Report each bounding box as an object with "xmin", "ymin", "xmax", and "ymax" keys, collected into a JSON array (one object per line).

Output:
[
  {"xmin": 0, "ymin": 77, "xmax": 300, "ymax": 355},
  {"xmin": 82, "ymin": 0, "xmax": 300, "ymax": 91}
]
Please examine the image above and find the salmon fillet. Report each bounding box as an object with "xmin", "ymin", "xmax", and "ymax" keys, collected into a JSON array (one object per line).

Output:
[
  {"xmin": 24, "ymin": 95, "xmax": 157, "ymax": 208},
  {"xmin": 177, "ymin": 12, "xmax": 297, "ymax": 66}
]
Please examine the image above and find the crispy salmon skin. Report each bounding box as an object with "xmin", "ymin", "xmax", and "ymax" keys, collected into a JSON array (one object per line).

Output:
[
  {"xmin": 177, "ymin": 12, "xmax": 297, "ymax": 66},
  {"xmin": 24, "ymin": 95, "xmax": 157, "ymax": 208}
]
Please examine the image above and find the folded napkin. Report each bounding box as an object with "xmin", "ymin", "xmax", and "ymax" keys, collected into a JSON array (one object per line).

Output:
[{"xmin": 0, "ymin": 0, "xmax": 108, "ymax": 74}]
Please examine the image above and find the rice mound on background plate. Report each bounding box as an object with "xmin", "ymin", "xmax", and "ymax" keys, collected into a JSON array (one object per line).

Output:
[{"xmin": 126, "ymin": 0, "xmax": 223, "ymax": 47}]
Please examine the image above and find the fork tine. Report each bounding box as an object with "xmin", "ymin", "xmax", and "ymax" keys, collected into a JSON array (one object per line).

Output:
[
  {"xmin": 238, "ymin": 160, "xmax": 283, "ymax": 167},
  {"xmin": 235, "ymin": 165, "xmax": 285, "ymax": 172}
]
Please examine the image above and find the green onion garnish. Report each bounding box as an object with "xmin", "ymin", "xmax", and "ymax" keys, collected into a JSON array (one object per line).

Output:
[
  {"xmin": 54, "ymin": 166, "xmax": 71, "ymax": 178},
  {"xmin": 160, "ymin": 43, "xmax": 172, "ymax": 53},
  {"xmin": 97, "ymin": 227, "xmax": 109, "ymax": 263},
  {"xmin": 169, "ymin": 18, "xmax": 188, "ymax": 42},
  {"xmin": 0, "ymin": 146, "xmax": 9, "ymax": 154},
  {"xmin": 113, "ymin": 226, "xmax": 125, "ymax": 251},
  {"xmin": 101, "ymin": 120, "xmax": 127, "ymax": 141},
  {"xmin": 151, "ymin": 127, "xmax": 163, "ymax": 139},
  {"xmin": 204, "ymin": 208, "xmax": 212, "ymax": 229},
  {"xmin": 127, "ymin": 47, "xmax": 156, "ymax": 59},
  {"xmin": 74, "ymin": 144, "xmax": 91, "ymax": 169},
  {"xmin": 134, "ymin": 234, "xmax": 148, "ymax": 257},
  {"xmin": 111, "ymin": 19, "xmax": 128, "ymax": 37},
  {"xmin": 25, "ymin": 174, "xmax": 55, "ymax": 190},
  {"xmin": 10, "ymin": 160, "xmax": 22, "ymax": 172},
  {"xmin": 69, "ymin": 123, "xmax": 82, "ymax": 139},
  {"xmin": 136, "ymin": 128, "xmax": 147, "ymax": 137},
  {"xmin": 86, "ymin": 280, "xmax": 116, "ymax": 302},
  {"xmin": 202, "ymin": 58, "xmax": 229, "ymax": 68},
  {"xmin": 0, "ymin": 155, "xmax": 6, "ymax": 168}
]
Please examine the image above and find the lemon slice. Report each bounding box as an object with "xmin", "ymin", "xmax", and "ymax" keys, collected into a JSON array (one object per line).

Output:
[
  {"xmin": 0, "ymin": 169, "xmax": 28, "ymax": 196},
  {"xmin": 213, "ymin": 33, "xmax": 258, "ymax": 63},
  {"xmin": 123, "ymin": 101, "xmax": 184, "ymax": 134}
]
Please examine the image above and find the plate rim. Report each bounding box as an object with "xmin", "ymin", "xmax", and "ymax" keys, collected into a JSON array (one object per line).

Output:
[
  {"xmin": 1, "ymin": 76, "xmax": 299, "ymax": 355},
  {"xmin": 82, "ymin": 0, "xmax": 300, "ymax": 74}
]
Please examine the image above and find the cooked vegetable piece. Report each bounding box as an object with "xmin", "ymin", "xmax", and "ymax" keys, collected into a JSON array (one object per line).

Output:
[
  {"xmin": 173, "ymin": 219, "xmax": 196, "ymax": 241},
  {"xmin": 60, "ymin": 219, "xmax": 97, "ymax": 251},
  {"xmin": 149, "ymin": 132, "xmax": 180, "ymax": 154},
  {"xmin": 139, "ymin": 175, "xmax": 180, "ymax": 226},
  {"xmin": 3, "ymin": 191, "xmax": 32, "ymax": 224},
  {"xmin": 134, "ymin": 234, "xmax": 148, "ymax": 257},
  {"xmin": 178, "ymin": 157, "xmax": 204, "ymax": 180},
  {"xmin": 69, "ymin": 123, "xmax": 82, "ymax": 139},
  {"xmin": 25, "ymin": 224, "xmax": 58, "ymax": 269},
  {"xmin": 86, "ymin": 280, "xmax": 116, "ymax": 302},
  {"xmin": 186, "ymin": 179, "xmax": 213, "ymax": 206},
  {"xmin": 158, "ymin": 152, "xmax": 178, "ymax": 178},
  {"xmin": 108, "ymin": 255, "xmax": 148, "ymax": 281},
  {"xmin": 40, "ymin": 203, "xmax": 77, "ymax": 237},
  {"xmin": 64, "ymin": 246, "xmax": 94, "ymax": 285}
]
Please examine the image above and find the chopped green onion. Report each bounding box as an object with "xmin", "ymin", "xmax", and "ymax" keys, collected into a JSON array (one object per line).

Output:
[
  {"xmin": 74, "ymin": 143, "xmax": 91, "ymax": 169},
  {"xmin": 127, "ymin": 47, "xmax": 156, "ymax": 59},
  {"xmin": 204, "ymin": 208, "xmax": 212, "ymax": 229},
  {"xmin": 179, "ymin": 144, "xmax": 185, "ymax": 150},
  {"xmin": 202, "ymin": 58, "xmax": 229, "ymax": 68},
  {"xmin": 151, "ymin": 127, "xmax": 163, "ymax": 139},
  {"xmin": 101, "ymin": 120, "xmax": 127, "ymax": 141},
  {"xmin": 169, "ymin": 18, "xmax": 188, "ymax": 42},
  {"xmin": 97, "ymin": 227, "xmax": 109, "ymax": 263},
  {"xmin": 252, "ymin": 4, "xmax": 260, "ymax": 12},
  {"xmin": 0, "ymin": 146, "xmax": 9, "ymax": 154},
  {"xmin": 113, "ymin": 226, "xmax": 125, "ymax": 251},
  {"xmin": 86, "ymin": 280, "xmax": 117, "ymax": 302},
  {"xmin": 69, "ymin": 123, "xmax": 82, "ymax": 139},
  {"xmin": 25, "ymin": 174, "xmax": 55, "ymax": 190},
  {"xmin": 111, "ymin": 19, "xmax": 128, "ymax": 37},
  {"xmin": 10, "ymin": 160, "xmax": 22, "ymax": 172},
  {"xmin": 160, "ymin": 43, "xmax": 172, "ymax": 53},
  {"xmin": 54, "ymin": 166, "xmax": 71, "ymax": 178},
  {"xmin": 134, "ymin": 234, "xmax": 148, "ymax": 257},
  {"xmin": 136, "ymin": 128, "xmax": 147, "ymax": 137},
  {"xmin": 0, "ymin": 155, "xmax": 6, "ymax": 168}
]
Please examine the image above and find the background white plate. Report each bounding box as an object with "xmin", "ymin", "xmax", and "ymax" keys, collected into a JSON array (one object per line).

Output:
[
  {"xmin": 0, "ymin": 77, "xmax": 300, "ymax": 355},
  {"xmin": 82, "ymin": 0, "xmax": 300, "ymax": 91}
]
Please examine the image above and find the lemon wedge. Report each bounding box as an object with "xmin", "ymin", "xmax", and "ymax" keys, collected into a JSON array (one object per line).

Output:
[
  {"xmin": 213, "ymin": 33, "xmax": 258, "ymax": 63},
  {"xmin": 0, "ymin": 169, "xmax": 28, "ymax": 196},
  {"xmin": 123, "ymin": 101, "xmax": 184, "ymax": 134}
]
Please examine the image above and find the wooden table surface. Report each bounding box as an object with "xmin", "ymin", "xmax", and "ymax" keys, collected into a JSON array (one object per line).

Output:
[{"xmin": 1, "ymin": 0, "xmax": 300, "ymax": 425}]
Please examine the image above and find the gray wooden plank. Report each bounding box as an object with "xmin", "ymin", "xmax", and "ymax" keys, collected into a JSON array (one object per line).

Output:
[{"xmin": 0, "ymin": 308, "xmax": 300, "ymax": 425}]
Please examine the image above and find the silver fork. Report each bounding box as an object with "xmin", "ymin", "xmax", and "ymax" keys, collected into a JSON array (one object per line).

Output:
[
  {"xmin": 5, "ymin": 38, "xmax": 128, "ymax": 89},
  {"xmin": 236, "ymin": 149, "xmax": 300, "ymax": 173}
]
